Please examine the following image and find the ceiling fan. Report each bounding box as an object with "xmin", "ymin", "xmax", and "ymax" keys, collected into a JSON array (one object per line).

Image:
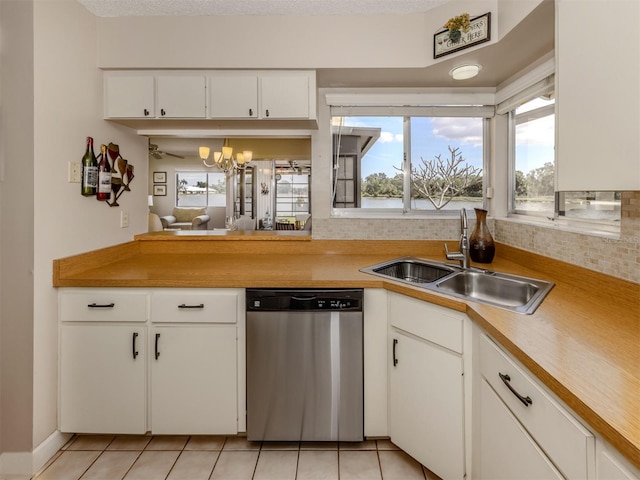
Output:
[{"xmin": 148, "ymin": 143, "xmax": 184, "ymax": 159}]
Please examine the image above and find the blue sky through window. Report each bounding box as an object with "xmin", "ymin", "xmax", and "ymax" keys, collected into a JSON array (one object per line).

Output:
[{"xmin": 340, "ymin": 114, "xmax": 552, "ymax": 177}]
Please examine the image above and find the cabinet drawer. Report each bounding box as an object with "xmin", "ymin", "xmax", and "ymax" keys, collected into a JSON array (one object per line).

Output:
[
  {"xmin": 151, "ymin": 290, "xmax": 237, "ymax": 323},
  {"xmin": 480, "ymin": 334, "xmax": 594, "ymax": 479},
  {"xmin": 388, "ymin": 292, "xmax": 463, "ymax": 354},
  {"xmin": 60, "ymin": 290, "xmax": 147, "ymax": 322}
]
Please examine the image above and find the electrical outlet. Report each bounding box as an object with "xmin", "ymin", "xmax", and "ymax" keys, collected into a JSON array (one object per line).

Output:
[
  {"xmin": 120, "ymin": 211, "xmax": 130, "ymax": 228},
  {"xmin": 68, "ymin": 162, "xmax": 82, "ymax": 183}
]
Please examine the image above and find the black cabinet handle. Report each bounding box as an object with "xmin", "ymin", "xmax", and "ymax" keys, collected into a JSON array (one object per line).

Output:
[
  {"xmin": 499, "ymin": 372, "xmax": 532, "ymax": 407},
  {"xmin": 249, "ymin": 108, "xmax": 253, "ymax": 117},
  {"xmin": 178, "ymin": 303, "xmax": 204, "ymax": 309},
  {"xmin": 143, "ymin": 108, "xmax": 149, "ymax": 116},
  {"xmin": 265, "ymin": 109, "xmax": 270, "ymax": 117},
  {"xmin": 132, "ymin": 332, "xmax": 139, "ymax": 359},
  {"xmin": 392, "ymin": 338, "xmax": 398, "ymax": 367},
  {"xmin": 160, "ymin": 108, "xmax": 166, "ymax": 116},
  {"xmin": 88, "ymin": 303, "xmax": 115, "ymax": 308},
  {"xmin": 155, "ymin": 333, "xmax": 161, "ymax": 360}
]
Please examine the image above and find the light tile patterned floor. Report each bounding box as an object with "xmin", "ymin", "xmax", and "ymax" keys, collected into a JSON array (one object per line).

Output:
[{"xmin": 29, "ymin": 435, "xmax": 443, "ymax": 480}]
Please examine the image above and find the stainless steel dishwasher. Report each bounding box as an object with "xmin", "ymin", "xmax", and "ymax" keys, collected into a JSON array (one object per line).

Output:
[{"xmin": 246, "ymin": 288, "xmax": 364, "ymax": 442}]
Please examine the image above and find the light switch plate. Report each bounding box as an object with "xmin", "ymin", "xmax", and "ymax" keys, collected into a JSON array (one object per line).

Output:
[
  {"xmin": 120, "ymin": 211, "xmax": 129, "ymax": 228},
  {"xmin": 68, "ymin": 162, "xmax": 82, "ymax": 183}
]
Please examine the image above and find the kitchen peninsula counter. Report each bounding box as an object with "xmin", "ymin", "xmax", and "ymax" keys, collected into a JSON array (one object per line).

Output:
[{"xmin": 53, "ymin": 232, "xmax": 640, "ymax": 469}]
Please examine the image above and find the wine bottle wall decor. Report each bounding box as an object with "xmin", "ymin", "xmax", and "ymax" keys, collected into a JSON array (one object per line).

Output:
[{"xmin": 81, "ymin": 138, "xmax": 135, "ymax": 207}]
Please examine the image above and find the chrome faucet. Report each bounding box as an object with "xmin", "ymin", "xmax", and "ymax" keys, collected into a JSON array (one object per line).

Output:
[{"xmin": 445, "ymin": 208, "xmax": 470, "ymax": 269}]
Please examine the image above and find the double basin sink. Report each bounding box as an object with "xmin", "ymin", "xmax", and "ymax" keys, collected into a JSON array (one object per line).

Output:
[{"xmin": 361, "ymin": 257, "xmax": 554, "ymax": 314}]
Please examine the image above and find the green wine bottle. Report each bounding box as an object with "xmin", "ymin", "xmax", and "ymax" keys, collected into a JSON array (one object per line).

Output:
[{"xmin": 81, "ymin": 136, "xmax": 98, "ymax": 196}]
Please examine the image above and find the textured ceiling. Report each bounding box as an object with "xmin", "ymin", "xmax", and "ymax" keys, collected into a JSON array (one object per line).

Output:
[{"xmin": 77, "ymin": 0, "xmax": 452, "ymax": 17}]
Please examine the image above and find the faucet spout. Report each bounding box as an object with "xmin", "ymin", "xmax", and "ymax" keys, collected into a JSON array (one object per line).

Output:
[{"xmin": 445, "ymin": 208, "xmax": 471, "ymax": 269}]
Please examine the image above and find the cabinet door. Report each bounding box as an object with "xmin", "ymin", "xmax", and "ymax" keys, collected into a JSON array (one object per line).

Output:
[
  {"xmin": 151, "ymin": 325, "xmax": 237, "ymax": 434},
  {"xmin": 60, "ymin": 324, "xmax": 146, "ymax": 433},
  {"xmin": 598, "ymin": 449, "xmax": 640, "ymax": 480},
  {"xmin": 260, "ymin": 75, "xmax": 310, "ymax": 119},
  {"xmin": 209, "ymin": 74, "xmax": 258, "ymax": 118},
  {"xmin": 104, "ymin": 75, "xmax": 154, "ymax": 118},
  {"xmin": 477, "ymin": 379, "xmax": 564, "ymax": 480},
  {"xmin": 389, "ymin": 329, "xmax": 465, "ymax": 480},
  {"xmin": 156, "ymin": 76, "xmax": 206, "ymax": 118}
]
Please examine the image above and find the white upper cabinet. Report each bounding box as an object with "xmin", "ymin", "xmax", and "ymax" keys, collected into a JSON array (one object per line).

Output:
[
  {"xmin": 104, "ymin": 73, "xmax": 206, "ymax": 119},
  {"xmin": 105, "ymin": 70, "xmax": 316, "ymax": 121},
  {"xmin": 209, "ymin": 70, "xmax": 316, "ymax": 120},
  {"xmin": 156, "ymin": 75, "xmax": 206, "ymax": 118},
  {"xmin": 104, "ymin": 75, "xmax": 154, "ymax": 118},
  {"xmin": 209, "ymin": 74, "xmax": 259, "ymax": 119},
  {"xmin": 260, "ymin": 73, "xmax": 313, "ymax": 119},
  {"xmin": 555, "ymin": 0, "xmax": 640, "ymax": 191}
]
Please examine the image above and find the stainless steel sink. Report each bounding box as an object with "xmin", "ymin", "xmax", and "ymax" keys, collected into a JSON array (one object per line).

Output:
[
  {"xmin": 370, "ymin": 257, "xmax": 457, "ymax": 284},
  {"xmin": 361, "ymin": 256, "xmax": 554, "ymax": 315},
  {"xmin": 435, "ymin": 270, "xmax": 553, "ymax": 314}
]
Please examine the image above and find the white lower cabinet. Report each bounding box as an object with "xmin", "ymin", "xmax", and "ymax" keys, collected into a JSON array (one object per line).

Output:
[
  {"xmin": 478, "ymin": 378, "xmax": 563, "ymax": 479},
  {"xmin": 388, "ymin": 292, "xmax": 467, "ymax": 480},
  {"xmin": 598, "ymin": 446, "xmax": 640, "ymax": 480},
  {"xmin": 60, "ymin": 324, "xmax": 147, "ymax": 434},
  {"xmin": 59, "ymin": 288, "xmax": 241, "ymax": 435},
  {"xmin": 150, "ymin": 325, "xmax": 237, "ymax": 434},
  {"xmin": 475, "ymin": 331, "xmax": 596, "ymax": 479}
]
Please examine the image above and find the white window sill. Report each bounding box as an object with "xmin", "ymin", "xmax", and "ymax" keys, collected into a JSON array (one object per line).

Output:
[{"xmin": 330, "ymin": 208, "xmax": 477, "ymax": 220}]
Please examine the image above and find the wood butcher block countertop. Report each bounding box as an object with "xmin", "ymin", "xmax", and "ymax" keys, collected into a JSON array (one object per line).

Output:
[{"xmin": 53, "ymin": 231, "xmax": 640, "ymax": 469}]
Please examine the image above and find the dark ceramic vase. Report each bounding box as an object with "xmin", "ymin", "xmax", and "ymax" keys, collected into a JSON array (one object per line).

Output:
[
  {"xmin": 449, "ymin": 29, "xmax": 462, "ymax": 43},
  {"xmin": 469, "ymin": 208, "xmax": 495, "ymax": 264}
]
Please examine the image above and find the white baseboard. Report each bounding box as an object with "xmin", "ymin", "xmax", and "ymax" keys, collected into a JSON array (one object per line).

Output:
[{"xmin": 0, "ymin": 430, "xmax": 72, "ymax": 477}]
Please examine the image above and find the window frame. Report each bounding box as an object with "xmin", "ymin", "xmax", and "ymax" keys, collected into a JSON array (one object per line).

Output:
[
  {"xmin": 174, "ymin": 170, "xmax": 227, "ymax": 208},
  {"xmin": 329, "ymin": 105, "xmax": 492, "ymax": 218},
  {"xmin": 505, "ymin": 81, "xmax": 621, "ymax": 233}
]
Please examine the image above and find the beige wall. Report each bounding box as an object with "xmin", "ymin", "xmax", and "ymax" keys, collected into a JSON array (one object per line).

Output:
[
  {"xmin": 0, "ymin": 0, "xmax": 35, "ymax": 454},
  {"xmin": 95, "ymin": 1, "xmax": 500, "ymax": 70}
]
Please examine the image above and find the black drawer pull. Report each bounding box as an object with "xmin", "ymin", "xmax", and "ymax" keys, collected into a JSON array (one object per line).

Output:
[
  {"xmin": 155, "ymin": 333, "xmax": 161, "ymax": 360},
  {"xmin": 499, "ymin": 372, "xmax": 533, "ymax": 407},
  {"xmin": 132, "ymin": 332, "xmax": 139, "ymax": 359},
  {"xmin": 249, "ymin": 108, "xmax": 253, "ymax": 116},
  {"xmin": 392, "ymin": 338, "xmax": 399, "ymax": 367},
  {"xmin": 178, "ymin": 303, "xmax": 204, "ymax": 309},
  {"xmin": 88, "ymin": 303, "xmax": 115, "ymax": 308}
]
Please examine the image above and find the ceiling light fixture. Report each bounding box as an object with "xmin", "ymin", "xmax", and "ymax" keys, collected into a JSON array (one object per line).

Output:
[
  {"xmin": 200, "ymin": 143, "xmax": 252, "ymax": 173},
  {"xmin": 450, "ymin": 64, "xmax": 482, "ymax": 80}
]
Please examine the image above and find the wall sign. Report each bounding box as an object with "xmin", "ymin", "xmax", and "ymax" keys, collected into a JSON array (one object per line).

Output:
[{"xmin": 434, "ymin": 12, "xmax": 491, "ymax": 59}]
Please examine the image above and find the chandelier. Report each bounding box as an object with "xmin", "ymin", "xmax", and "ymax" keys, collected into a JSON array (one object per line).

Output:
[{"xmin": 200, "ymin": 145, "xmax": 252, "ymax": 173}]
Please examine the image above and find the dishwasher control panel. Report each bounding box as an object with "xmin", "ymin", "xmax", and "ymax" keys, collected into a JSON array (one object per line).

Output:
[{"xmin": 246, "ymin": 288, "xmax": 363, "ymax": 312}]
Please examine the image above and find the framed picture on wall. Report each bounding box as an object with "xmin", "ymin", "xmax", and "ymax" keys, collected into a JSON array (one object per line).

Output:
[
  {"xmin": 153, "ymin": 171, "xmax": 167, "ymax": 183},
  {"xmin": 153, "ymin": 184, "xmax": 167, "ymax": 196}
]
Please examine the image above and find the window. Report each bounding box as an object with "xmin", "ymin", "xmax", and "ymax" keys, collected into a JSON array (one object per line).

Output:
[
  {"xmin": 275, "ymin": 164, "xmax": 310, "ymax": 219},
  {"xmin": 331, "ymin": 108, "xmax": 489, "ymax": 213},
  {"xmin": 175, "ymin": 171, "xmax": 226, "ymax": 207},
  {"xmin": 510, "ymin": 96, "xmax": 621, "ymax": 224},
  {"xmin": 512, "ymin": 97, "xmax": 555, "ymax": 217}
]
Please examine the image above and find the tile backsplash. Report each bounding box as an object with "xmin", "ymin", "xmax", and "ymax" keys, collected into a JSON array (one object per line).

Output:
[
  {"xmin": 314, "ymin": 209, "xmax": 640, "ymax": 284},
  {"xmin": 494, "ymin": 217, "xmax": 640, "ymax": 283}
]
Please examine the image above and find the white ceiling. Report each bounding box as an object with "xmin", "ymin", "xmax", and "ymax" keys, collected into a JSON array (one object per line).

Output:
[{"xmin": 77, "ymin": 0, "xmax": 452, "ymax": 17}]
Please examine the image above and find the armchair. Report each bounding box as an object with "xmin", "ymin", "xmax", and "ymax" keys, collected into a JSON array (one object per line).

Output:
[{"xmin": 160, "ymin": 207, "xmax": 210, "ymax": 230}]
